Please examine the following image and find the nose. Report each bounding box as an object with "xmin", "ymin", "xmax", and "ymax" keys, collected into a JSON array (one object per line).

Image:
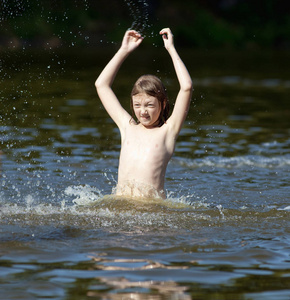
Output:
[{"xmin": 141, "ymin": 106, "xmax": 148, "ymax": 115}]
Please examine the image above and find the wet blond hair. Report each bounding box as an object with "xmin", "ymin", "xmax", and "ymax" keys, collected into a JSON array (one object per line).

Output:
[{"xmin": 130, "ymin": 74, "xmax": 170, "ymax": 126}]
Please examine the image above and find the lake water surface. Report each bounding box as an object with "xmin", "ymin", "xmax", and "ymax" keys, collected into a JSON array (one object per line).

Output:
[{"xmin": 0, "ymin": 48, "xmax": 290, "ymax": 299}]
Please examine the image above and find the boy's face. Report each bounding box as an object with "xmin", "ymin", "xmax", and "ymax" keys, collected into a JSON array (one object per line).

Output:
[{"xmin": 132, "ymin": 93, "xmax": 161, "ymax": 128}]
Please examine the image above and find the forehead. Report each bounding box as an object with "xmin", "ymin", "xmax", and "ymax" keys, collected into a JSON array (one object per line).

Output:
[{"xmin": 132, "ymin": 93, "xmax": 158, "ymax": 103}]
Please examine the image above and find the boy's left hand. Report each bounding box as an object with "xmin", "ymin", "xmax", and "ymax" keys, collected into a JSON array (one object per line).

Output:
[{"xmin": 160, "ymin": 28, "xmax": 174, "ymax": 50}]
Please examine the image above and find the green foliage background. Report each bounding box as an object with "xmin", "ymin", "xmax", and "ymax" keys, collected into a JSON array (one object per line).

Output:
[{"xmin": 0, "ymin": 0, "xmax": 289, "ymax": 49}]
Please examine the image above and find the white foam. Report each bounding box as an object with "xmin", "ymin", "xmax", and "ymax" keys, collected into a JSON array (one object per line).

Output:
[
  {"xmin": 64, "ymin": 184, "xmax": 104, "ymax": 206},
  {"xmin": 278, "ymin": 206, "xmax": 290, "ymax": 211},
  {"xmin": 175, "ymin": 155, "xmax": 290, "ymax": 169}
]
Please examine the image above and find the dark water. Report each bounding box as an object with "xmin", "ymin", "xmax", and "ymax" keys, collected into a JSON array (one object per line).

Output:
[{"xmin": 0, "ymin": 48, "xmax": 290, "ymax": 299}]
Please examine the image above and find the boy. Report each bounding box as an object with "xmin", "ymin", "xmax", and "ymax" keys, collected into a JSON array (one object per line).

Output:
[{"xmin": 95, "ymin": 28, "xmax": 192, "ymax": 199}]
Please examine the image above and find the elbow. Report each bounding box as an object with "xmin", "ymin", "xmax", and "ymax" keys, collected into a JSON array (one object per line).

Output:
[
  {"xmin": 182, "ymin": 79, "xmax": 193, "ymax": 93},
  {"xmin": 95, "ymin": 77, "xmax": 110, "ymax": 92},
  {"xmin": 95, "ymin": 78, "xmax": 101, "ymax": 90},
  {"xmin": 95, "ymin": 79, "xmax": 105, "ymax": 99}
]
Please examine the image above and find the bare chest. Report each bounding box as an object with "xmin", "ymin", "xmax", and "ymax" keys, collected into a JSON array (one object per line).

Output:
[{"xmin": 121, "ymin": 125, "xmax": 172, "ymax": 163}]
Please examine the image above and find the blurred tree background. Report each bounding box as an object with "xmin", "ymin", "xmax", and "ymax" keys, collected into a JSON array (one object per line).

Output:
[{"xmin": 0, "ymin": 0, "xmax": 289, "ymax": 49}]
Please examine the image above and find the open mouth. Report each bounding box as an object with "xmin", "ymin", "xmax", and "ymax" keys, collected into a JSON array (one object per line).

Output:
[{"xmin": 141, "ymin": 116, "xmax": 150, "ymax": 120}]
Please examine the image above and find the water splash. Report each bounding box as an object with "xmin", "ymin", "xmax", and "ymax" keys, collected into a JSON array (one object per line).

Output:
[
  {"xmin": 216, "ymin": 204, "xmax": 225, "ymax": 219},
  {"xmin": 124, "ymin": 0, "xmax": 152, "ymax": 37},
  {"xmin": 65, "ymin": 184, "xmax": 104, "ymax": 206},
  {"xmin": 0, "ymin": 181, "xmax": 289, "ymax": 234},
  {"xmin": 0, "ymin": 0, "xmax": 27, "ymax": 21}
]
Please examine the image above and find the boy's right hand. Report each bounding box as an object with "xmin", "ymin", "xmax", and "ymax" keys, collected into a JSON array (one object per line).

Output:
[{"xmin": 121, "ymin": 30, "xmax": 144, "ymax": 53}]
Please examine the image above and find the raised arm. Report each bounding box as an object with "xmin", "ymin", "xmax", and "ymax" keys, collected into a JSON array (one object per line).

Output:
[
  {"xmin": 160, "ymin": 28, "xmax": 193, "ymax": 136},
  {"xmin": 95, "ymin": 30, "xmax": 143, "ymax": 130}
]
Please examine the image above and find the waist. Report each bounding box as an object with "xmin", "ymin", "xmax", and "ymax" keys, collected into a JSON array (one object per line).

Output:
[{"xmin": 115, "ymin": 180, "xmax": 166, "ymax": 199}]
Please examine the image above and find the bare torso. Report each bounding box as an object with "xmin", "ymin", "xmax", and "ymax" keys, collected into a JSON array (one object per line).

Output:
[{"xmin": 115, "ymin": 122, "xmax": 175, "ymax": 199}]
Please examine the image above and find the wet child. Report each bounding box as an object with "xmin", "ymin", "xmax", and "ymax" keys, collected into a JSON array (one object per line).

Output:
[{"xmin": 95, "ymin": 28, "xmax": 192, "ymax": 199}]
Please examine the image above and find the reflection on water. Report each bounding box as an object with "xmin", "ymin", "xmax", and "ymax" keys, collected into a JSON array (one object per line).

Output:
[{"xmin": 0, "ymin": 49, "xmax": 290, "ymax": 299}]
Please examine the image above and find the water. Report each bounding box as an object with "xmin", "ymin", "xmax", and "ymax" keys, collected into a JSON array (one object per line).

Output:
[
  {"xmin": 124, "ymin": 0, "xmax": 152, "ymax": 36},
  {"xmin": 1, "ymin": 46, "xmax": 290, "ymax": 299}
]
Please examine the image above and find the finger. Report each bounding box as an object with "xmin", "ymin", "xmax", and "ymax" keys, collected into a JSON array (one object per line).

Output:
[
  {"xmin": 159, "ymin": 31, "xmax": 168, "ymax": 40},
  {"xmin": 159, "ymin": 28, "xmax": 171, "ymax": 34},
  {"xmin": 161, "ymin": 33, "xmax": 168, "ymax": 40},
  {"xmin": 159, "ymin": 28, "xmax": 172, "ymax": 39},
  {"xmin": 136, "ymin": 37, "xmax": 144, "ymax": 45},
  {"xmin": 127, "ymin": 29, "xmax": 139, "ymax": 34},
  {"xmin": 128, "ymin": 30, "xmax": 142, "ymax": 37}
]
